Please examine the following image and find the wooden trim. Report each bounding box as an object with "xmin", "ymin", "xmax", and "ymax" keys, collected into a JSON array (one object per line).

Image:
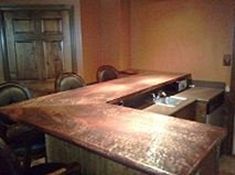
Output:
[
  {"xmin": 230, "ymin": 21, "xmax": 235, "ymax": 94},
  {"xmin": 0, "ymin": 4, "xmax": 73, "ymax": 11},
  {"xmin": 69, "ymin": 6, "xmax": 77, "ymax": 73},
  {"xmin": 0, "ymin": 11, "xmax": 9, "ymax": 80}
]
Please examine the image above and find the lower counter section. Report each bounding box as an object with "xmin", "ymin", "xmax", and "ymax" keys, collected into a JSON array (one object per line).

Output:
[
  {"xmin": 46, "ymin": 135, "xmax": 220, "ymax": 175},
  {"xmin": 46, "ymin": 135, "xmax": 148, "ymax": 175}
]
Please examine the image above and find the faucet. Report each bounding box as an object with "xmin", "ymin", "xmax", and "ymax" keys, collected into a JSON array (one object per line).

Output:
[
  {"xmin": 158, "ymin": 90, "xmax": 167, "ymax": 98},
  {"xmin": 152, "ymin": 90, "xmax": 167, "ymax": 102}
]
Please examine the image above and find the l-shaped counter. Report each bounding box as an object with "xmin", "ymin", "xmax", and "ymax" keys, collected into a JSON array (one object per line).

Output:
[{"xmin": 0, "ymin": 71, "xmax": 226, "ymax": 175}]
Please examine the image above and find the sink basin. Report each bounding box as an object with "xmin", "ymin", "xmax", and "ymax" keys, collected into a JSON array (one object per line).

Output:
[{"xmin": 154, "ymin": 96, "xmax": 187, "ymax": 108}]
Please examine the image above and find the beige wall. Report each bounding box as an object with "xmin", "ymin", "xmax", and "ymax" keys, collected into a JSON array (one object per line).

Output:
[
  {"xmin": 80, "ymin": 0, "xmax": 101, "ymax": 82},
  {"xmin": 130, "ymin": 0, "xmax": 234, "ymax": 87},
  {"xmin": 81, "ymin": 0, "xmax": 130, "ymax": 82},
  {"xmin": 100, "ymin": 0, "xmax": 130, "ymax": 70}
]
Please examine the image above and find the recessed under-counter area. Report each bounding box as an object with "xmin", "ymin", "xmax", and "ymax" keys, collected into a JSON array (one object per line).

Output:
[
  {"xmin": 175, "ymin": 87, "xmax": 225, "ymax": 123},
  {"xmin": 143, "ymin": 97, "xmax": 196, "ymax": 120}
]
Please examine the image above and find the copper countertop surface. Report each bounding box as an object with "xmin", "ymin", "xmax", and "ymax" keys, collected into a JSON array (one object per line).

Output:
[{"xmin": 0, "ymin": 71, "xmax": 226, "ymax": 175}]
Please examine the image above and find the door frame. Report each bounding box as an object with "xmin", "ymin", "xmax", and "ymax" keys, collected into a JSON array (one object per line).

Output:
[
  {"xmin": 0, "ymin": 4, "xmax": 76, "ymax": 80},
  {"xmin": 231, "ymin": 28, "xmax": 235, "ymax": 94}
]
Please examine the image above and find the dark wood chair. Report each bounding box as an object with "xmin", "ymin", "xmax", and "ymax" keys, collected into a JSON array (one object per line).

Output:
[
  {"xmin": 0, "ymin": 82, "xmax": 31, "ymax": 106},
  {"xmin": 0, "ymin": 137, "xmax": 80, "ymax": 175},
  {"xmin": 96, "ymin": 65, "xmax": 119, "ymax": 82},
  {"xmin": 55, "ymin": 72, "xmax": 86, "ymax": 92},
  {"xmin": 0, "ymin": 82, "xmax": 45, "ymax": 169}
]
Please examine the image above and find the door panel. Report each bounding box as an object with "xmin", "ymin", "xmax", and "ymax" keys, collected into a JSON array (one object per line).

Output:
[
  {"xmin": 4, "ymin": 11, "xmax": 40, "ymax": 80},
  {"xmin": 41, "ymin": 19, "xmax": 62, "ymax": 33},
  {"xmin": 15, "ymin": 41, "xmax": 40, "ymax": 79},
  {"xmin": 41, "ymin": 12, "xmax": 63, "ymax": 79},
  {"xmin": 43, "ymin": 41, "xmax": 63, "ymax": 78},
  {"xmin": 13, "ymin": 19, "xmax": 34, "ymax": 33},
  {"xmin": 61, "ymin": 10, "xmax": 72, "ymax": 72}
]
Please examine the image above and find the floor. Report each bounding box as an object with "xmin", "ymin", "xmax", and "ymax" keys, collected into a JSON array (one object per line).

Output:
[{"xmin": 220, "ymin": 156, "xmax": 235, "ymax": 175}]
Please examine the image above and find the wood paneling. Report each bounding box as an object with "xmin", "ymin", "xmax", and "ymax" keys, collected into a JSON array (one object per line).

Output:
[
  {"xmin": 2, "ymin": 7, "xmax": 74, "ymax": 80},
  {"xmin": 46, "ymin": 135, "xmax": 147, "ymax": 175},
  {"xmin": 42, "ymin": 41, "xmax": 63, "ymax": 78},
  {"xmin": 13, "ymin": 19, "xmax": 34, "ymax": 33}
]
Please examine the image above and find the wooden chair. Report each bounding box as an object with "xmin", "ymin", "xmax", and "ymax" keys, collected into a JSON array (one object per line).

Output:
[
  {"xmin": 0, "ymin": 137, "xmax": 80, "ymax": 175},
  {"xmin": 96, "ymin": 65, "xmax": 119, "ymax": 82},
  {"xmin": 0, "ymin": 82, "xmax": 45, "ymax": 169},
  {"xmin": 55, "ymin": 72, "xmax": 86, "ymax": 92}
]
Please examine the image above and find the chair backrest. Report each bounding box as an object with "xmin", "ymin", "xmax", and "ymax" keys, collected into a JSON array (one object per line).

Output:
[
  {"xmin": 96, "ymin": 65, "xmax": 119, "ymax": 82},
  {"xmin": 0, "ymin": 137, "xmax": 21, "ymax": 175},
  {"xmin": 0, "ymin": 82, "xmax": 31, "ymax": 107},
  {"xmin": 55, "ymin": 72, "xmax": 86, "ymax": 92}
]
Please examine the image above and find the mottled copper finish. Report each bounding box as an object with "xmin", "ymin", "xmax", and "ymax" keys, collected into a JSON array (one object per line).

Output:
[{"xmin": 0, "ymin": 72, "xmax": 226, "ymax": 175}]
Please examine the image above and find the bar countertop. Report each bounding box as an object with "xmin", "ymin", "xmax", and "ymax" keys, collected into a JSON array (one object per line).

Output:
[{"xmin": 0, "ymin": 71, "xmax": 226, "ymax": 175}]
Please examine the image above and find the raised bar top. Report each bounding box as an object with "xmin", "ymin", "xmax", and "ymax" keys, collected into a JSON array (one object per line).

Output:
[{"xmin": 0, "ymin": 71, "xmax": 226, "ymax": 175}]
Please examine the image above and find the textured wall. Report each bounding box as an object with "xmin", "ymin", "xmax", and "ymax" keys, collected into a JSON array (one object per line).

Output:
[
  {"xmin": 81, "ymin": 0, "xmax": 130, "ymax": 82},
  {"xmin": 100, "ymin": 0, "xmax": 130, "ymax": 70},
  {"xmin": 80, "ymin": 0, "xmax": 101, "ymax": 82},
  {"xmin": 130, "ymin": 0, "xmax": 234, "ymax": 87}
]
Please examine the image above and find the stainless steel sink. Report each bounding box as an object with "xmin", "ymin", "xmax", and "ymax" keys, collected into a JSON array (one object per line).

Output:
[{"xmin": 153, "ymin": 96, "xmax": 187, "ymax": 108}]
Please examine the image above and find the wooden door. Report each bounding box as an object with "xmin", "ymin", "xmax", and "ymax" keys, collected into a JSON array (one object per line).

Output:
[{"xmin": 3, "ymin": 8, "xmax": 74, "ymax": 80}]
